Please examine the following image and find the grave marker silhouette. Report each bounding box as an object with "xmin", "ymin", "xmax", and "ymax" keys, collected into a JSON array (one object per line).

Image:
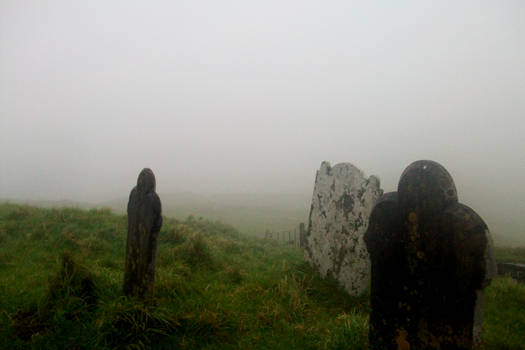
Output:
[
  {"xmin": 123, "ymin": 168, "xmax": 163, "ymax": 298},
  {"xmin": 365, "ymin": 160, "xmax": 496, "ymax": 349}
]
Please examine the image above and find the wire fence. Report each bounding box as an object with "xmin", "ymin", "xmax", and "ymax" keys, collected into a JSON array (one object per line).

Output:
[{"xmin": 264, "ymin": 222, "xmax": 306, "ymax": 248}]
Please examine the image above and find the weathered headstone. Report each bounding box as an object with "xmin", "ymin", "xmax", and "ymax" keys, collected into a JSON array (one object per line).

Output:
[
  {"xmin": 123, "ymin": 168, "xmax": 163, "ymax": 298},
  {"xmin": 304, "ymin": 161, "xmax": 383, "ymax": 296},
  {"xmin": 365, "ymin": 160, "xmax": 496, "ymax": 349}
]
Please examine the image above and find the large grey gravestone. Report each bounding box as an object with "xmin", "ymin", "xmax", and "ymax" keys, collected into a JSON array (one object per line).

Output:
[
  {"xmin": 304, "ymin": 161, "xmax": 383, "ymax": 296},
  {"xmin": 123, "ymin": 168, "xmax": 163, "ymax": 298},
  {"xmin": 365, "ymin": 160, "xmax": 496, "ymax": 349}
]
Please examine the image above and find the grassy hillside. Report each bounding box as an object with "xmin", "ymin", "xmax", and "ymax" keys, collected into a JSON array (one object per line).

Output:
[
  {"xmin": 0, "ymin": 204, "xmax": 524, "ymax": 349},
  {"xmin": 6, "ymin": 192, "xmax": 524, "ymax": 246},
  {"xmin": 101, "ymin": 192, "xmax": 310, "ymax": 237},
  {"xmin": 493, "ymin": 247, "xmax": 525, "ymax": 264}
]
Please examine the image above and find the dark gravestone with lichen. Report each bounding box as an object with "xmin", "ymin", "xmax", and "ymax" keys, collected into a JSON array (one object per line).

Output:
[
  {"xmin": 364, "ymin": 160, "xmax": 496, "ymax": 350},
  {"xmin": 123, "ymin": 168, "xmax": 163, "ymax": 298}
]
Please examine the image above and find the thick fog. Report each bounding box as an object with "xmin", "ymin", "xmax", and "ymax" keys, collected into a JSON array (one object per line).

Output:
[{"xmin": 1, "ymin": 1, "xmax": 524, "ymax": 238}]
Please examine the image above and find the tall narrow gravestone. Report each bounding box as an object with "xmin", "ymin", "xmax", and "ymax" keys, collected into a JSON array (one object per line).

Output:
[
  {"xmin": 364, "ymin": 160, "xmax": 496, "ymax": 349},
  {"xmin": 123, "ymin": 168, "xmax": 163, "ymax": 298},
  {"xmin": 305, "ymin": 162, "xmax": 383, "ymax": 296}
]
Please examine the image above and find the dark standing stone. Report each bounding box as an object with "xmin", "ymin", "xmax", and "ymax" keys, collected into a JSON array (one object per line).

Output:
[
  {"xmin": 123, "ymin": 168, "xmax": 163, "ymax": 298},
  {"xmin": 364, "ymin": 160, "xmax": 496, "ymax": 350},
  {"xmin": 365, "ymin": 192, "xmax": 406, "ymax": 348}
]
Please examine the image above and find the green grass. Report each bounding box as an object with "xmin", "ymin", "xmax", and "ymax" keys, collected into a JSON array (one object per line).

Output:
[
  {"xmin": 0, "ymin": 203, "xmax": 524, "ymax": 349},
  {"xmin": 100, "ymin": 192, "xmax": 310, "ymax": 237},
  {"xmin": 483, "ymin": 277, "xmax": 525, "ymax": 350},
  {"xmin": 164, "ymin": 205, "xmax": 307, "ymax": 238},
  {"xmin": 494, "ymin": 246, "xmax": 525, "ymax": 264}
]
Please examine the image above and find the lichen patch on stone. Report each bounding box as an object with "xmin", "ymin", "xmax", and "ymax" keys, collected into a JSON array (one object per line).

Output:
[{"xmin": 304, "ymin": 161, "xmax": 382, "ymax": 296}]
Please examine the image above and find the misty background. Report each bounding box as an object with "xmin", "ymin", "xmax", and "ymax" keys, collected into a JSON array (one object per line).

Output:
[{"xmin": 1, "ymin": 1, "xmax": 524, "ymax": 243}]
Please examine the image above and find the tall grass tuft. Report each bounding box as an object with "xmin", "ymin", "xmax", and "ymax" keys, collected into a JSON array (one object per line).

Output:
[
  {"xmin": 328, "ymin": 311, "xmax": 369, "ymax": 349},
  {"xmin": 43, "ymin": 251, "xmax": 99, "ymax": 311},
  {"xmin": 159, "ymin": 226, "xmax": 187, "ymax": 246},
  {"xmin": 181, "ymin": 234, "xmax": 214, "ymax": 270},
  {"xmin": 10, "ymin": 252, "xmax": 99, "ymax": 346},
  {"xmin": 97, "ymin": 298, "xmax": 179, "ymax": 350}
]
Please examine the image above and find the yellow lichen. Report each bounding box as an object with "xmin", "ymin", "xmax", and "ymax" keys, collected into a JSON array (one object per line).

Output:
[{"xmin": 396, "ymin": 329, "xmax": 410, "ymax": 350}]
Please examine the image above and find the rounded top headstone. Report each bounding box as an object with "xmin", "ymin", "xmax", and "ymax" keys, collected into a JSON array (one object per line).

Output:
[
  {"xmin": 137, "ymin": 168, "xmax": 156, "ymax": 194},
  {"xmin": 397, "ymin": 160, "xmax": 458, "ymax": 219}
]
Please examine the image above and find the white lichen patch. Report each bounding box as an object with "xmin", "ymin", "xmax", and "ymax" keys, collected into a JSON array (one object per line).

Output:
[{"xmin": 305, "ymin": 161, "xmax": 382, "ymax": 296}]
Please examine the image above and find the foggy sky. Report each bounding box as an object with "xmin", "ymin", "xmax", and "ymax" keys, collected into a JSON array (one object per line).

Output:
[{"xmin": 1, "ymin": 1, "xmax": 524, "ymax": 237}]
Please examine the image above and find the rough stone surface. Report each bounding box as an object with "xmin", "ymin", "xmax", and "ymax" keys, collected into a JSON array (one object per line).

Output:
[
  {"xmin": 304, "ymin": 161, "xmax": 383, "ymax": 296},
  {"xmin": 365, "ymin": 160, "xmax": 496, "ymax": 350},
  {"xmin": 123, "ymin": 168, "xmax": 163, "ymax": 298}
]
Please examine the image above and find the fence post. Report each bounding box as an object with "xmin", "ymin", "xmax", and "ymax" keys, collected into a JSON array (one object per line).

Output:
[{"xmin": 299, "ymin": 222, "xmax": 306, "ymax": 248}]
